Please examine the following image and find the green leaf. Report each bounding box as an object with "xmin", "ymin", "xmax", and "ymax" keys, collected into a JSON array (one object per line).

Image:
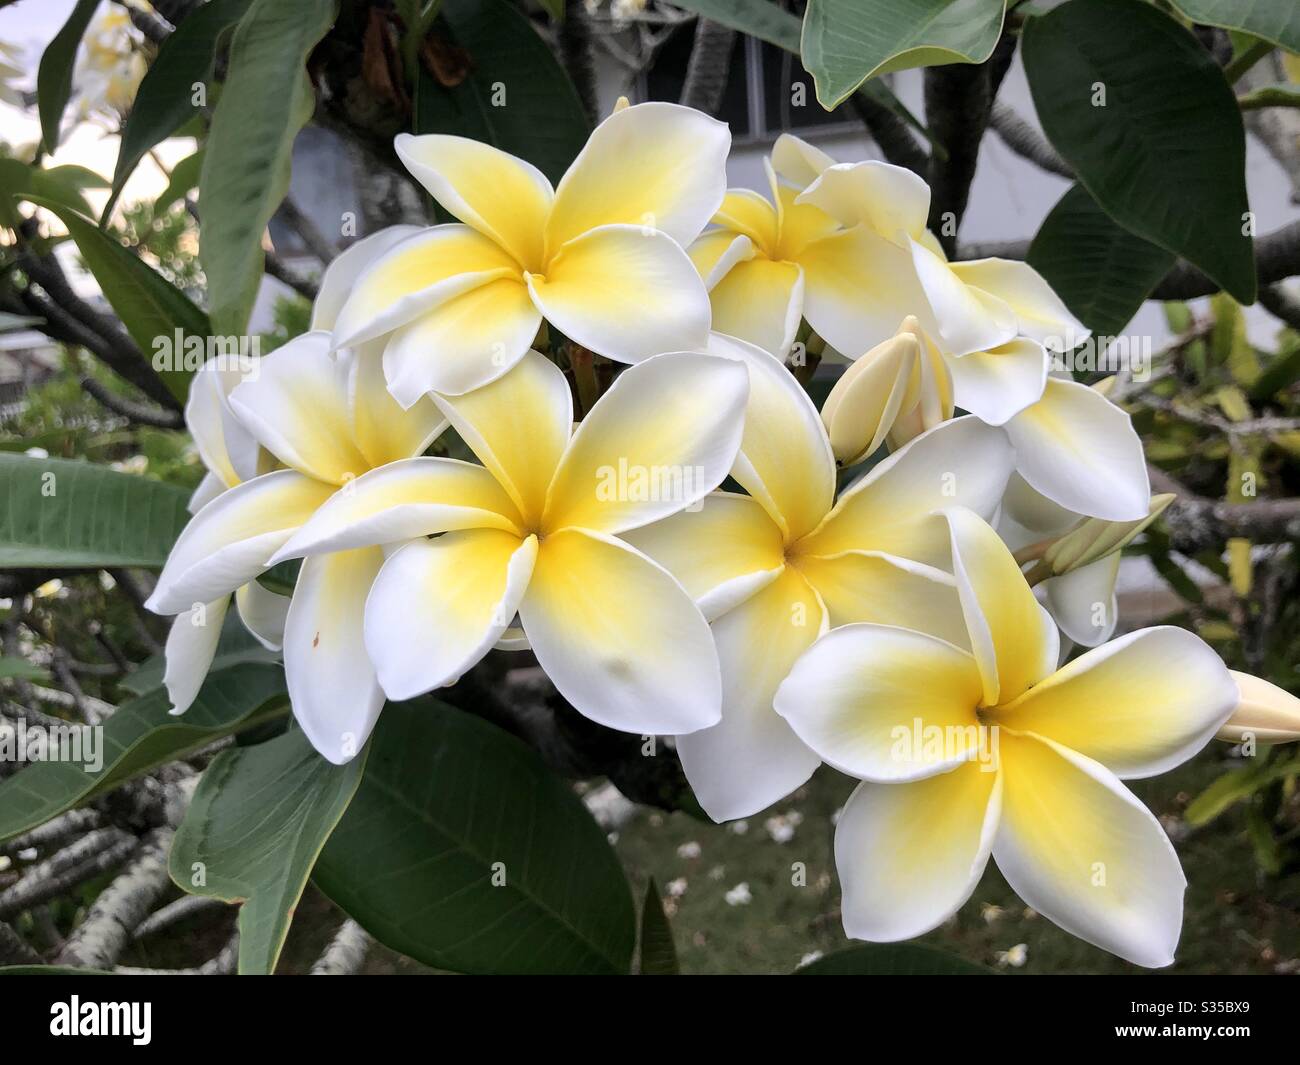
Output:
[
  {"xmin": 1185, "ymin": 756, "xmax": 1300, "ymax": 826},
  {"xmin": 0, "ymin": 453, "xmax": 190, "ymax": 569},
  {"xmin": 200, "ymin": 0, "xmax": 336, "ymax": 336},
  {"xmin": 169, "ymin": 727, "xmax": 366, "ymax": 975},
  {"xmin": 796, "ymin": 943, "xmax": 990, "ymax": 974},
  {"xmin": 313, "ymin": 699, "xmax": 637, "ymax": 975},
  {"xmin": 637, "ymin": 878, "xmax": 679, "ymax": 975},
  {"xmin": 1168, "ymin": 0, "xmax": 1300, "ymax": 54},
  {"xmin": 25, "ymin": 196, "xmax": 209, "ymax": 403},
  {"xmin": 1027, "ymin": 183, "xmax": 1176, "ymax": 337},
  {"xmin": 0, "ymin": 657, "xmax": 51, "ymax": 683},
  {"xmin": 414, "ymin": 0, "xmax": 590, "ymax": 185},
  {"xmin": 801, "ymin": 0, "xmax": 1007, "ymax": 109},
  {"xmin": 104, "ymin": 0, "xmax": 253, "ymax": 223},
  {"xmin": 670, "ymin": 0, "xmax": 932, "ymax": 138},
  {"xmin": 35, "ymin": 0, "xmax": 99, "ymax": 152},
  {"xmin": 0, "ymin": 663, "xmax": 287, "ymax": 844},
  {"xmin": 153, "ymin": 150, "xmax": 205, "ymax": 216},
  {"xmin": 0, "ymin": 160, "xmax": 105, "ymax": 230},
  {"xmin": 1023, "ymin": 0, "xmax": 1256, "ymax": 303}
]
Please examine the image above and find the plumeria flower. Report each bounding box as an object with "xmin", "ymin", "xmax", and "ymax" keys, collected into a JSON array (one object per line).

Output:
[
  {"xmin": 266, "ymin": 350, "xmax": 750, "ymax": 738},
  {"xmin": 161, "ymin": 355, "xmax": 288, "ymax": 716},
  {"xmin": 773, "ymin": 507, "xmax": 1238, "ymax": 967},
  {"xmin": 329, "ymin": 101, "xmax": 729, "ymax": 403},
  {"xmin": 147, "ymin": 233, "xmax": 449, "ymax": 758},
  {"xmin": 625, "ymin": 333, "xmax": 1015, "ymax": 820}
]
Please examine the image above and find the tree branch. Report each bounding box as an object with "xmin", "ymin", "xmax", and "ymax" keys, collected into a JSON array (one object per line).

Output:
[
  {"xmin": 679, "ymin": 18, "xmax": 735, "ymax": 114},
  {"xmin": 1149, "ymin": 466, "xmax": 1300, "ymax": 551},
  {"xmin": 988, "ymin": 100, "xmax": 1073, "ymax": 179},
  {"xmin": 848, "ymin": 91, "xmax": 927, "ymax": 177},
  {"xmin": 310, "ymin": 918, "xmax": 372, "ymax": 974}
]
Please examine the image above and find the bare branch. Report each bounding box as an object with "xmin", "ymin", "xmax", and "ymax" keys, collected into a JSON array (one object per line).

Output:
[
  {"xmin": 0, "ymin": 829, "xmax": 138, "ymax": 921},
  {"xmin": 133, "ymin": 894, "xmax": 227, "ymax": 940},
  {"xmin": 848, "ymin": 92, "xmax": 927, "ymax": 178},
  {"xmin": 989, "ymin": 100, "xmax": 1073, "ymax": 179},
  {"xmin": 1149, "ymin": 466, "xmax": 1300, "ymax": 551},
  {"xmin": 0, "ymin": 809, "xmax": 103, "ymax": 859},
  {"xmin": 310, "ymin": 918, "xmax": 373, "ymax": 974},
  {"xmin": 679, "ymin": 18, "xmax": 735, "ymax": 114}
]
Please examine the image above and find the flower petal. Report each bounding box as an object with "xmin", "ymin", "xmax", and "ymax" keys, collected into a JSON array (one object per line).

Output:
[
  {"xmin": 796, "ymin": 159, "xmax": 929, "ymax": 242},
  {"xmin": 836, "ymin": 764, "xmax": 999, "ymax": 942},
  {"xmin": 945, "ymin": 337, "xmax": 1048, "ymax": 427},
  {"xmin": 1005, "ymin": 378, "xmax": 1150, "ymax": 521},
  {"xmin": 707, "ymin": 257, "xmax": 804, "ymax": 358},
  {"xmin": 312, "ymin": 225, "xmax": 424, "ymax": 331},
  {"xmin": 792, "ymin": 550, "xmax": 969, "ymax": 649},
  {"xmin": 1044, "ymin": 553, "xmax": 1120, "ymax": 647},
  {"xmin": 163, "ymin": 596, "xmax": 229, "ymax": 715},
  {"xmin": 798, "ymin": 416, "xmax": 1014, "ymax": 565},
  {"xmin": 430, "ymin": 349, "xmax": 571, "ymax": 528},
  {"xmin": 546, "ymin": 100, "xmax": 730, "ymax": 251},
  {"xmin": 542, "ymin": 351, "xmax": 748, "ymax": 535},
  {"xmin": 519, "ymin": 528, "xmax": 721, "ymax": 734},
  {"xmin": 364, "ymin": 530, "xmax": 537, "ymax": 700},
  {"xmin": 147, "ymin": 470, "xmax": 336, "ymax": 614},
  {"xmin": 677, "ymin": 568, "xmax": 825, "ymax": 821},
  {"xmin": 705, "ymin": 333, "xmax": 836, "ymax": 542},
  {"xmin": 228, "ymin": 331, "xmax": 368, "ymax": 485},
  {"xmin": 948, "ymin": 258, "xmax": 1088, "ymax": 350},
  {"xmin": 235, "ymin": 579, "xmax": 289, "ymax": 651},
  {"xmin": 773, "ymin": 623, "xmax": 985, "ymax": 782},
  {"xmin": 527, "ymin": 224, "xmax": 711, "ymax": 364},
  {"xmin": 910, "ymin": 238, "xmax": 1018, "ymax": 357},
  {"xmin": 331, "ymin": 224, "xmax": 521, "ymax": 349},
  {"xmin": 770, "ymin": 132, "xmax": 835, "ymax": 188},
  {"xmin": 622, "ymin": 491, "xmax": 786, "ymax": 621},
  {"xmin": 798, "ymin": 226, "xmax": 935, "ymax": 357},
  {"xmin": 395, "ymin": 133, "xmax": 552, "ymax": 271},
  {"xmin": 185, "ymin": 355, "xmax": 259, "ymax": 488},
  {"xmin": 344, "ymin": 343, "xmax": 447, "ymax": 466},
  {"xmin": 689, "ymin": 230, "xmax": 755, "ymax": 290},
  {"xmin": 994, "ymin": 732, "xmax": 1185, "ymax": 968},
  {"xmin": 382, "ymin": 277, "xmax": 542, "ymax": 403},
  {"xmin": 712, "ymin": 189, "xmax": 779, "ymax": 253},
  {"xmin": 270, "ymin": 457, "xmax": 523, "ymax": 562},
  {"xmin": 992, "ymin": 626, "xmax": 1237, "ymax": 778},
  {"xmin": 283, "ymin": 547, "xmax": 386, "ymax": 765},
  {"xmin": 945, "ymin": 506, "xmax": 1059, "ymax": 707}
]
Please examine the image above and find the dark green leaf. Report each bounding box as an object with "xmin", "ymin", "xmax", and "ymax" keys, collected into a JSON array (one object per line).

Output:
[
  {"xmin": 1023, "ymin": 0, "xmax": 1256, "ymax": 302},
  {"xmin": 200, "ymin": 0, "xmax": 336, "ymax": 336},
  {"xmin": 0, "ymin": 453, "xmax": 190, "ymax": 569},
  {"xmin": 1027, "ymin": 183, "xmax": 1176, "ymax": 337},
  {"xmin": 638, "ymin": 877, "xmax": 679, "ymax": 975},
  {"xmin": 1168, "ymin": 0, "xmax": 1300, "ymax": 54},
  {"xmin": 169, "ymin": 727, "xmax": 366, "ymax": 974},
  {"xmin": 415, "ymin": 0, "xmax": 590, "ymax": 185},
  {"xmin": 1185, "ymin": 756, "xmax": 1300, "ymax": 825},
  {"xmin": 314, "ymin": 699, "xmax": 637, "ymax": 974},
  {"xmin": 0, "ymin": 160, "xmax": 105, "ymax": 230},
  {"xmin": 802, "ymin": 0, "xmax": 1006, "ymax": 109},
  {"xmin": 0, "ymin": 663, "xmax": 287, "ymax": 844},
  {"xmin": 796, "ymin": 943, "xmax": 990, "ymax": 974},
  {"xmin": 25, "ymin": 196, "xmax": 209, "ymax": 403},
  {"xmin": 153, "ymin": 150, "xmax": 205, "ymax": 215},
  {"xmin": 670, "ymin": 0, "xmax": 932, "ymax": 137},
  {"xmin": 35, "ymin": 0, "xmax": 99, "ymax": 152},
  {"xmin": 103, "ymin": 0, "xmax": 253, "ymax": 223}
]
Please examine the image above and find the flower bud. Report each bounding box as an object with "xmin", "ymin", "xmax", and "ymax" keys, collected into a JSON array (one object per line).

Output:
[
  {"xmin": 886, "ymin": 316, "xmax": 954, "ymax": 448},
  {"xmin": 1043, "ymin": 493, "xmax": 1175, "ymax": 575},
  {"xmin": 821, "ymin": 330, "xmax": 919, "ymax": 465},
  {"xmin": 1217, "ymin": 671, "xmax": 1300, "ymax": 744}
]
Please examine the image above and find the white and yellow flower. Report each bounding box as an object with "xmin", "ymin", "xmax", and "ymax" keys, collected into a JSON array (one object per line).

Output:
[
  {"xmin": 330, "ymin": 102, "xmax": 729, "ymax": 403},
  {"xmin": 149, "ymin": 232, "xmax": 451, "ymax": 758},
  {"xmin": 625, "ymin": 333, "xmax": 1016, "ymax": 820},
  {"xmin": 773, "ymin": 507, "xmax": 1238, "ymax": 967},
  {"xmin": 266, "ymin": 349, "xmax": 750, "ymax": 738},
  {"xmin": 1217, "ymin": 673, "xmax": 1300, "ymax": 745}
]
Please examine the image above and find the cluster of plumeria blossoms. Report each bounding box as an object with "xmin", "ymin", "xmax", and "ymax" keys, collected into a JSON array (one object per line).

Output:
[{"xmin": 148, "ymin": 100, "xmax": 1300, "ymax": 967}]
